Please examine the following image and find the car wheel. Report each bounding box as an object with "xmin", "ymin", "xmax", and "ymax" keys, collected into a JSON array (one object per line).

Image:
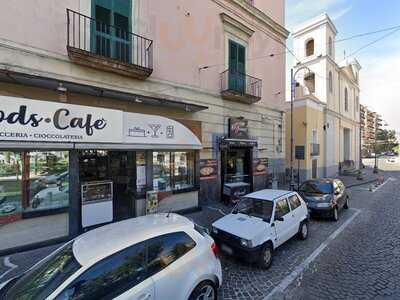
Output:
[
  {"xmin": 332, "ymin": 207, "xmax": 339, "ymax": 222},
  {"xmin": 189, "ymin": 280, "xmax": 217, "ymax": 300},
  {"xmin": 298, "ymin": 221, "xmax": 309, "ymax": 240},
  {"xmin": 344, "ymin": 196, "xmax": 349, "ymax": 209},
  {"xmin": 258, "ymin": 243, "xmax": 273, "ymax": 270}
]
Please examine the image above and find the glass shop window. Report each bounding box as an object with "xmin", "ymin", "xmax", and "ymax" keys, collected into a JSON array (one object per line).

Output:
[
  {"xmin": 136, "ymin": 151, "xmax": 147, "ymax": 194},
  {"xmin": 153, "ymin": 152, "xmax": 171, "ymax": 191},
  {"xmin": 153, "ymin": 151, "xmax": 195, "ymax": 192},
  {"xmin": 0, "ymin": 151, "xmax": 70, "ymax": 252}
]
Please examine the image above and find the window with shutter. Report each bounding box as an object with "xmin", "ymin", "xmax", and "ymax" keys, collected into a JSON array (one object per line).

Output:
[{"xmin": 91, "ymin": 0, "xmax": 132, "ymax": 63}]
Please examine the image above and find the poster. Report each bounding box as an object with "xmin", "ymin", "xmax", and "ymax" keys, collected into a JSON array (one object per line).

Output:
[
  {"xmin": 253, "ymin": 158, "xmax": 269, "ymax": 176},
  {"xmin": 200, "ymin": 159, "xmax": 218, "ymax": 180},
  {"xmin": 146, "ymin": 191, "xmax": 159, "ymax": 214}
]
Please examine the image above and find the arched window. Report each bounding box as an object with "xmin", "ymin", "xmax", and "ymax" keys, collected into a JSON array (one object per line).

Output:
[
  {"xmin": 328, "ymin": 71, "xmax": 333, "ymax": 93},
  {"xmin": 344, "ymin": 88, "xmax": 349, "ymax": 111},
  {"xmin": 328, "ymin": 37, "xmax": 333, "ymax": 57},
  {"xmin": 304, "ymin": 73, "xmax": 315, "ymax": 94},
  {"xmin": 306, "ymin": 39, "xmax": 315, "ymax": 57}
]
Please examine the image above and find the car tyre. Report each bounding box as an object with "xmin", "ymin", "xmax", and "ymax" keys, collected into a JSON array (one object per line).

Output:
[
  {"xmin": 258, "ymin": 243, "xmax": 273, "ymax": 270},
  {"xmin": 332, "ymin": 207, "xmax": 339, "ymax": 222},
  {"xmin": 298, "ymin": 221, "xmax": 309, "ymax": 240},
  {"xmin": 344, "ymin": 196, "xmax": 349, "ymax": 209},
  {"xmin": 189, "ymin": 280, "xmax": 217, "ymax": 300}
]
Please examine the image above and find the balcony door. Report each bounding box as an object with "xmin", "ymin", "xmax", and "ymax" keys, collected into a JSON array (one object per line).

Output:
[
  {"xmin": 228, "ymin": 40, "xmax": 246, "ymax": 93},
  {"xmin": 92, "ymin": 0, "xmax": 132, "ymax": 63}
]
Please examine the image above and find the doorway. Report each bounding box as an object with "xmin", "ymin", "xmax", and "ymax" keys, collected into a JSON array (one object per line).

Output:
[{"xmin": 79, "ymin": 150, "xmax": 136, "ymax": 222}]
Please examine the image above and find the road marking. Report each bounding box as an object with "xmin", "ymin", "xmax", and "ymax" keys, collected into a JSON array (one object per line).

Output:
[
  {"xmin": 357, "ymin": 177, "xmax": 395, "ymax": 192},
  {"xmin": 263, "ymin": 208, "xmax": 361, "ymax": 300},
  {"xmin": 0, "ymin": 256, "xmax": 18, "ymax": 280},
  {"xmin": 205, "ymin": 206, "xmax": 227, "ymax": 216}
]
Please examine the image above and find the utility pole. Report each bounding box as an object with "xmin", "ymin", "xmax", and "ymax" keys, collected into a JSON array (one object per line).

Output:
[
  {"xmin": 290, "ymin": 69, "xmax": 295, "ymax": 190},
  {"xmin": 290, "ymin": 66, "xmax": 312, "ymax": 191}
]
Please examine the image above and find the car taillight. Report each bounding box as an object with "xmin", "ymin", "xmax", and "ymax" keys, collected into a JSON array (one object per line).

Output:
[{"xmin": 211, "ymin": 242, "xmax": 219, "ymax": 256}]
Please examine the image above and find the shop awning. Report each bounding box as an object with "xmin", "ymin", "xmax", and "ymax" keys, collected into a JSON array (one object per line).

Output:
[{"xmin": 0, "ymin": 96, "xmax": 202, "ymax": 150}]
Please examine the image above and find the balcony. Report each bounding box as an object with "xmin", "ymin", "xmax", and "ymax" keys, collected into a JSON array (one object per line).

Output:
[
  {"xmin": 220, "ymin": 69, "xmax": 262, "ymax": 104},
  {"xmin": 66, "ymin": 9, "xmax": 153, "ymax": 79},
  {"xmin": 310, "ymin": 143, "xmax": 320, "ymax": 156}
]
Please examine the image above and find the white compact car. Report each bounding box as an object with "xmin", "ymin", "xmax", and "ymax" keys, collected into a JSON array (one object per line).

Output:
[
  {"xmin": 0, "ymin": 214, "xmax": 222, "ymax": 300},
  {"xmin": 211, "ymin": 189, "xmax": 309, "ymax": 269}
]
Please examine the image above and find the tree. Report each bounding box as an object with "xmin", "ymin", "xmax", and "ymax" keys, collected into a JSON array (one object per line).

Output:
[{"xmin": 376, "ymin": 129, "xmax": 399, "ymax": 153}]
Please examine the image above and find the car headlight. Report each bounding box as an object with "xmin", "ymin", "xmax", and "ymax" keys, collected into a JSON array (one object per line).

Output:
[
  {"xmin": 316, "ymin": 202, "xmax": 332, "ymax": 208},
  {"xmin": 212, "ymin": 227, "xmax": 219, "ymax": 235},
  {"xmin": 240, "ymin": 238, "xmax": 252, "ymax": 248}
]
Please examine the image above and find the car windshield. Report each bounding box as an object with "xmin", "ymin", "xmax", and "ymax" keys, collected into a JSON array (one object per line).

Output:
[
  {"xmin": 4, "ymin": 241, "xmax": 81, "ymax": 300},
  {"xmin": 300, "ymin": 182, "xmax": 333, "ymax": 194},
  {"xmin": 234, "ymin": 197, "xmax": 274, "ymax": 222}
]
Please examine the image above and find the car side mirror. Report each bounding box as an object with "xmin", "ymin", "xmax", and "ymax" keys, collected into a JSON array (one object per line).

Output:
[{"xmin": 275, "ymin": 216, "xmax": 284, "ymax": 222}]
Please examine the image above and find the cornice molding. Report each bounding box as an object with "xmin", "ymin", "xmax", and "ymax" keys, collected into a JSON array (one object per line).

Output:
[
  {"xmin": 213, "ymin": 0, "xmax": 289, "ymax": 40},
  {"xmin": 220, "ymin": 13, "xmax": 255, "ymax": 38}
]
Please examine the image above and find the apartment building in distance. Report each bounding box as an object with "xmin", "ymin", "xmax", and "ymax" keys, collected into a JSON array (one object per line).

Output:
[
  {"xmin": 286, "ymin": 13, "xmax": 361, "ymax": 182},
  {"xmin": 360, "ymin": 104, "xmax": 383, "ymax": 156},
  {"xmin": 0, "ymin": 0, "xmax": 289, "ymax": 253}
]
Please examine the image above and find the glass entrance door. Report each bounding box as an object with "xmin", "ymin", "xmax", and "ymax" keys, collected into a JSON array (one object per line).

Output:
[
  {"xmin": 109, "ymin": 151, "xmax": 135, "ymax": 221},
  {"xmin": 79, "ymin": 150, "xmax": 136, "ymax": 223}
]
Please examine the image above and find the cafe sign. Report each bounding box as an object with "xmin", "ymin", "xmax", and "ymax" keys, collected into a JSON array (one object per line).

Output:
[
  {"xmin": 0, "ymin": 96, "xmax": 123, "ymax": 143},
  {"xmin": 229, "ymin": 117, "xmax": 249, "ymax": 139}
]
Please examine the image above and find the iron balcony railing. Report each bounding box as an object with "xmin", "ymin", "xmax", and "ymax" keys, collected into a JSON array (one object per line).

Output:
[
  {"xmin": 67, "ymin": 9, "xmax": 153, "ymax": 71},
  {"xmin": 310, "ymin": 143, "xmax": 320, "ymax": 156},
  {"xmin": 221, "ymin": 69, "xmax": 262, "ymax": 99}
]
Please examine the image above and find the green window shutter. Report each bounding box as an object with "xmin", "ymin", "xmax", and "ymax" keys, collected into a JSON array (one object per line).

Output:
[
  {"xmin": 91, "ymin": 0, "xmax": 132, "ymax": 62},
  {"xmin": 228, "ymin": 40, "xmax": 246, "ymax": 92}
]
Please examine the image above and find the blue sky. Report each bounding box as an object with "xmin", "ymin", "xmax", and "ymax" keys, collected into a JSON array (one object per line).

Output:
[{"xmin": 285, "ymin": 0, "xmax": 400, "ymax": 134}]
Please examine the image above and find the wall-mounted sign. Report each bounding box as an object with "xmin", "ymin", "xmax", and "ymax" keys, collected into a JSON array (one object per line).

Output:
[
  {"xmin": 229, "ymin": 117, "xmax": 249, "ymax": 139},
  {"xmin": 200, "ymin": 159, "xmax": 218, "ymax": 180},
  {"xmin": 295, "ymin": 146, "xmax": 305, "ymax": 160},
  {"xmin": 124, "ymin": 113, "xmax": 202, "ymax": 149},
  {"xmin": 0, "ymin": 96, "xmax": 123, "ymax": 143},
  {"xmin": 253, "ymin": 158, "xmax": 269, "ymax": 176},
  {"xmin": 0, "ymin": 96, "xmax": 202, "ymax": 149}
]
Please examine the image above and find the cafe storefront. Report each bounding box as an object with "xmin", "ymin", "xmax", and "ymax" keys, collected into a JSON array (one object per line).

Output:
[
  {"xmin": 219, "ymin": 118, "xmax": 268, "ymax": 204},
  {"xmin": 0, "ymin": 95, "xmax": 201, "ymax": 254}
]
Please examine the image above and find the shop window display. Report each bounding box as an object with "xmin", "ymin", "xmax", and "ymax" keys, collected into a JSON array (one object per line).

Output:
[
  {"xmin": 153, "ymin": 151, "xmax": 195, "ymax": 192},
  {"xmin": 0, "ymin": 151, "xmax": 70, "ymax": 251},
  {"xmin": 0, "ymin": 151, "xmax": 69, "ymax": 219}
]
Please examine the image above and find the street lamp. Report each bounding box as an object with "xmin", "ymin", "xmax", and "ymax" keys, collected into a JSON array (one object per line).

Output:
[{"xmin": 290, "ymin": 66, "xmax": 312, "ymax": 191}]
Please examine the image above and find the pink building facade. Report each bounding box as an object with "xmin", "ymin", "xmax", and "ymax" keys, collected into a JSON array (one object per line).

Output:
[{"xmin": 0, "ymin": 0, "xmax": 288, "ymax": 253}]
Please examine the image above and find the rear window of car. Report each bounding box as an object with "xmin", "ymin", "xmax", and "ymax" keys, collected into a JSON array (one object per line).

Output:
[
  {"xmin": 4, "ymin": 242, "xmax": 81, "ymax": 300},
  {"xmin": 147, "ymin": 232, "xmax": 196, "ymax": 276},
  {"xmin": 300, "ymin": 181, "xmax": 333, "ymax": 194}
]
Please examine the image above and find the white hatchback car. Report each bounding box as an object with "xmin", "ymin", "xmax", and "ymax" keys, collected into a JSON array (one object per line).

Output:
[
  {"xmin": 0, "ymin": 213, "xmax": 222, "ymax": 300},
  {"xmin": 211, "ymin": 189, "xmax": 309, "ymax": 269}
]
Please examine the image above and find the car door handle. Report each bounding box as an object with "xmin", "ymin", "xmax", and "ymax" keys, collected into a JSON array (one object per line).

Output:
[{"xmin": 139, "ymin": 293, "xmax": 152, "ymax": 300}]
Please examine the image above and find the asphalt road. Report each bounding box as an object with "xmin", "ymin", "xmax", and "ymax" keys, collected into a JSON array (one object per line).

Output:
[{"xmin": 282, "ymin": 158, "xmax": 400, "ymax": 299}]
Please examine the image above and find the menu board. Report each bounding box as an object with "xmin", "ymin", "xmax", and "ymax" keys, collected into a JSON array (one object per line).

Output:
[
  {"xmin": 253, "ymin": 158, "xmax": 269, "ymax": 176},
  {"xmin": 81, "ymin": 181, "xmax": 113, "ymax": 204},
  {"xmin": 199, "ymin": 159, "xmax": 218, "ymax": 180}
]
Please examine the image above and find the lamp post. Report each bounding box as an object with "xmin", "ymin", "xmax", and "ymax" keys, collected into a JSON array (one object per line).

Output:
[{"xmin": 290, "ymin": 66, "xmax": 312, "ymax": 191}]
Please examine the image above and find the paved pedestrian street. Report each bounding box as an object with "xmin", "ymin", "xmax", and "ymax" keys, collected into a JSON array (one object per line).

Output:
[{"xmin": 1, "ymin": 161, "xmax": 399, "ymax": 299}]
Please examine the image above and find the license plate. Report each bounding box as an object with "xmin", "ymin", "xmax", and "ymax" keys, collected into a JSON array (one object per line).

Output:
[{"xmin": 221, "ymin": 244, "xmax": 233, "ymax": 255}]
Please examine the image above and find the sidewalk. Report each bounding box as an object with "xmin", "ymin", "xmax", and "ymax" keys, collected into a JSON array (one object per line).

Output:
[{"xmin": 338, "ymin": 166, "xmax": 379, "ymax": 188}]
